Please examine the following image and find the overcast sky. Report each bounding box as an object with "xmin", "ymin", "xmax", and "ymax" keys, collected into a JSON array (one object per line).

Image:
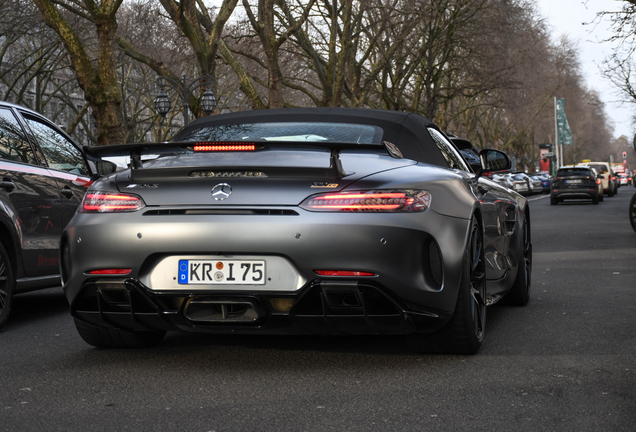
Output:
[{"xmin": 535, "ymin": 0, "xmax": 635, "ymax": 141}]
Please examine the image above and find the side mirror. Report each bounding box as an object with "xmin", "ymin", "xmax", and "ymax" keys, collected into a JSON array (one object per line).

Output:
[
  {"xmin": 96, "ymin": 160, "xmax": 118, "ymax": 177},
  {"xmin": 478, "ymin": 149, "xmax": 511, "ymax": 176}
]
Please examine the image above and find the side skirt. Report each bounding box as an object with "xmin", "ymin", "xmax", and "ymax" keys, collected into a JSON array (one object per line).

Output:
[{"xmin": 15, "ymin": 275, "xmax": 61, "ymax": 294}]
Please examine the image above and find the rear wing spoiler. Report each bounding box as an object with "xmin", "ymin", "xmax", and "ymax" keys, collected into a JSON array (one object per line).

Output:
[{"xmin": 83, "ymin": 141, "xmax": 403, "ymax": 181}]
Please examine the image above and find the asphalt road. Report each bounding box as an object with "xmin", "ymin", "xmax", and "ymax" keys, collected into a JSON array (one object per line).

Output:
[{"xmin": 1, "ymin": 189, "xmax": 635, "ymax": 432}]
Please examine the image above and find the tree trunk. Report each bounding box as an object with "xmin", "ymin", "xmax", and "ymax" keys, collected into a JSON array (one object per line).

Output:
[{"xmin": 31, "ymin": 0, "xmax": 124, "ymax": 146}]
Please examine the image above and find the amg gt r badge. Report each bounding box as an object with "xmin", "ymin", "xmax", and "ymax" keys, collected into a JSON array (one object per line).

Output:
[
  {"xmin": 211, "ymin": 183, "xmax": 232, "ymax": 200},
  {"xmin": 126, "ymin": 183, "xmax": 158, "ymax": 188},
  {"xmin": 311, "ymin": 182, "xmax": 338, "ymax": 188}
]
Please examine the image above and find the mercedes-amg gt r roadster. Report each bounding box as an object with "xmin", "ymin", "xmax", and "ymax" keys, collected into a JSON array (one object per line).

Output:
[{"xmin": 62, "ymin": 108, "xmax": 531, "ymax": 354}]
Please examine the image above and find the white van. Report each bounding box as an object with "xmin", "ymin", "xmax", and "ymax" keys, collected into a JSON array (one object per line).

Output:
[{"xmin": 577, "ymin": 161, "xmax": 617, "ymax": 196}]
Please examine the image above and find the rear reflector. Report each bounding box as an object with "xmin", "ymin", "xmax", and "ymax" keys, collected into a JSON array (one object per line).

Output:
[
  {"xmin": 315, "ymin": 270, "xmax": 376, "ymax": 277},
  {"xmin": 194, "ymin": 143, "xmax": 256, "ymax": 152},
  {"xmin": 88, "ymin": 269, "xmax": 132, "ymax": 275}
]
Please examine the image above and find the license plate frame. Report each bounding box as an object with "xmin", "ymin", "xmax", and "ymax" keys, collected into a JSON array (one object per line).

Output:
[
  {"xmin": 178, "ymin": 259, "xmax": 266, "ymax": 285},
  {"xmin": 566, "ymin": 179, "xmax": 582, "ymax": 184}
]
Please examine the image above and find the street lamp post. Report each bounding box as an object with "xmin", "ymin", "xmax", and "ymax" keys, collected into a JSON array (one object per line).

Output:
[{"xmin": 154, "ymin": 74, "xmax": 217, "ymax": 127}]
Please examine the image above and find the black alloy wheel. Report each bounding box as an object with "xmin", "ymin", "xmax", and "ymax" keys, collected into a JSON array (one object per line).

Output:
[
  {"xmin": 504, "ymin": 212, "xmax": 532, "ymax": 306},
  {"xmin": 630, "ymin": 193, "xmax": 636, "ymax": 234},
  {"xmin": 467, "ymin": 219, "xmax": 487, "ymax": 342},
  {"xmin": 0, "ymin": 241, "xmax": 15, "ymax": 329},
  {"xmin": 406, "ymin": 217, "xmax": 486, "ymax": 354}
]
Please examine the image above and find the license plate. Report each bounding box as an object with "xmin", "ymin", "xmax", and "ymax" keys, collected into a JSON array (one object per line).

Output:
[
  {"xmin": 178, "ymin": 259, "xmax": 265, "ymax": 285},
  {"xmin": 566, "ymin": 179, "xmax": 581, "ymax": 184}
]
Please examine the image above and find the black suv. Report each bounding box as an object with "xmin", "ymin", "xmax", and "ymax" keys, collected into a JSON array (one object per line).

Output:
[
  {"xmin": 0, "ymin": 102, "xmax": 98, "ymax": 328},
  {"xmin": 550, "ymin": 166, "xmax": 601, "ymax": 205}
]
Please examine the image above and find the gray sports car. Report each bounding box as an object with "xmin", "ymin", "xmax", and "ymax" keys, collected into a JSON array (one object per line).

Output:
[{"xmin": 62, "ymin": 108, "xmax": 531, "ymax": 354}]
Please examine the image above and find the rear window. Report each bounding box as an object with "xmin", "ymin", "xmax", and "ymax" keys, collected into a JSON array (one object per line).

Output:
[
  {"xmin": 178, "ymin": 122, "xmax": 383, "ymax": 144},
  {"xmin": 586, "ymin": 164, "xmax": 607, "ymax": 173},
  {"xmin": 557, "ymin": 168, "xmax": 592, "ymax": 176}
]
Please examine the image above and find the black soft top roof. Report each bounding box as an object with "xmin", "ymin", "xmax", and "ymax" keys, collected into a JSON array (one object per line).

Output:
[{"xmin": 174, "ymin": 107, "xmax": 449, "ymax": 167}]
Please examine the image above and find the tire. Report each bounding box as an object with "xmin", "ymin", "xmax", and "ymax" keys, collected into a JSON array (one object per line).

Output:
[
  {"xmin": 592, "ymin": 194, "xmax": 599, "ymax": 205},
  {"xmin": 407, "ymin": 217, "xmax": 486, "ymax": 354},
  {"xmin": 74, "ymin": 318, "xmax": 166, "ymax": 348},
  {"xmin": 0, "ymin": 241, "xmax": 15, "ymax": 329},
  {"xmin": 599, "ymin": 192, "xmax": 604, "ymax": 202},
  {"xmin": 608, "ymin": 187, "xmax": 614, "ymax": 197},
  {"xmin": 550, "ymin": 196, "xmax": 558, "ymax": 205},
  {"xmin": 630, "ymin": 193, "xmax": 636, "ymax": 234},
  {"xmin": 503, "ymin": 212, "xmax": 531, "ymax": 306}
]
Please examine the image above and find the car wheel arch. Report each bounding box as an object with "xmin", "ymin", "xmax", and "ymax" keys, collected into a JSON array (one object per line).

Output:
[{"xmin": 0, "ymin": 221, "xmax": 20, "ymax": 279}]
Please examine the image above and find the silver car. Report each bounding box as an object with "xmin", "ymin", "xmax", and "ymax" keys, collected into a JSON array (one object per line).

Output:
[{"xmin": 62, "ymin": 108, "xmax": 531, "ymax": 354}]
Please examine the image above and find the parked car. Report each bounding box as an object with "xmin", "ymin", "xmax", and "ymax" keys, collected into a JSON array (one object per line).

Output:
[
  {"xmin": 492, "ymin": 173, "xmax": 515, "ymax": 190},
  {"xmin": 526, "ymin": 174, "xmax": 543, "ymax": 195},
  {"xmin": 577, "ymin": 162, "xmax": 617, "ymax": 196},
  {"xmin": 510, "ymin": 173, "xmax": 532, "ymax": 195},
  {"xmin": 500, "ymin": 173, "xmax": 527, "ymax": 194},
  {"xmin": 528, "ymin": 173, "xmax": 551, "ymax": 194},
  {"xmin": 550, "ymin": 166, "xmax": 601, "ymax": 205},
  {"xmin": 61, "ymin": 108, "xmax": 531, "ymax": 354},
  {"xmin": 0, "ymin": 101, "xmax": 113, "ymax": 328}
]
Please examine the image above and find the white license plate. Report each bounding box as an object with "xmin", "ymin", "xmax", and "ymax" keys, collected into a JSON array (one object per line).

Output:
[
  {"xmin": 566, "ymin": 179, "xmax": 582, "ymax": 184},
  {"xmin": 178, "ymin": 259, "xmax": 265, "ymax": 285}
]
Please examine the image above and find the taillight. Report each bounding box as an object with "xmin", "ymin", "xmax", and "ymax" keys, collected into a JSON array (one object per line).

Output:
[
  {"xmin": 597, "ymin": 179, "xmax": 601, "ymax": 185},
  {"xmin": 300, "ymin": 190, "xmax": 431, "ymax": 212},
  {"xmin": 193, "ymin": 143, "xmax": 256, "ymax": 151},
  {"xmin": 80, "ymin": 192, "xmax": 145, "ymax": 213}
]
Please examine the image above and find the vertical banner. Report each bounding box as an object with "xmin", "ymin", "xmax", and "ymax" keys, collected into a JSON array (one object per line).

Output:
[{"xmin": 556, "ymin": 98, "xmax": 573, "ymax": 146}]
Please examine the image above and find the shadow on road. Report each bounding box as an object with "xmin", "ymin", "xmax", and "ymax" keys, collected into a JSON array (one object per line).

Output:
[{"xmin": 3, "ymin": 287, "xmax": 68, "ymax": 331}]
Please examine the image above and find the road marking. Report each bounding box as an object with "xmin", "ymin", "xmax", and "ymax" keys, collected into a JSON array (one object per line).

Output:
[{"xmin": 528, "ymin": 195, "xmax": 549, "ymax": 201}]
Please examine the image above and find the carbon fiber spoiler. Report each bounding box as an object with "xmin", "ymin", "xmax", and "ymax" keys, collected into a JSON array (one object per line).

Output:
[{"xmin": 83, "ymin": 141, "xmax": 403, "ymax": 181}]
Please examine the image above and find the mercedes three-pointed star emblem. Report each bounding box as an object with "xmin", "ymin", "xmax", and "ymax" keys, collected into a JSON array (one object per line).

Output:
[{"xmin": 211, "ymin": 183, "xmax": 232, "ymax": 200}]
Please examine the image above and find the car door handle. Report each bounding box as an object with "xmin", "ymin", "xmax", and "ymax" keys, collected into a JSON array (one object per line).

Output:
[
  {"xmin": 61, "ymin": 187, "xmax": 74, "ymax": 198},
  {"xmin": 0, "ymin": 178, "xmax": 16, "ymax": 192}
]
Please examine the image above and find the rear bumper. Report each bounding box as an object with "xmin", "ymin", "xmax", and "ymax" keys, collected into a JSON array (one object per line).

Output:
[
  {"xmin": 550, "ymin": 188, "xmax": 597, "ymax": 200},
  {"xmin": 62, "ymin": 208, "xmax": 472, "ymax": 335},
  {"xmin": 70, "ymin": 278, "xmax": 451, "ymax": 335}
]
